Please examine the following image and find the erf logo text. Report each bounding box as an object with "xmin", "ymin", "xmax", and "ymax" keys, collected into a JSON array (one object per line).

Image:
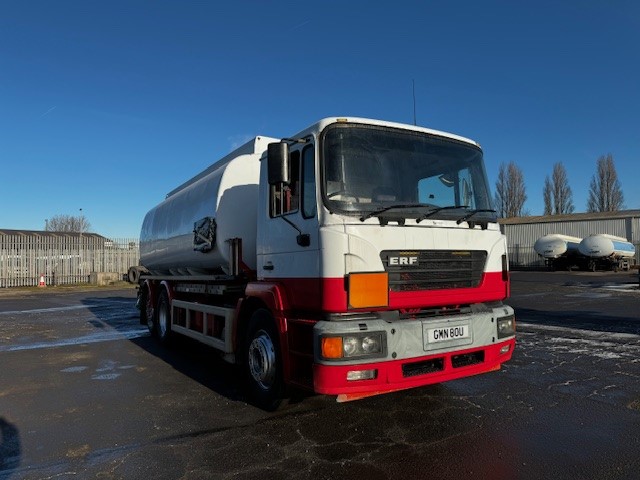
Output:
[{"xmin": 388, "ymin": 256, "xmax": 418, "ymax": 266}]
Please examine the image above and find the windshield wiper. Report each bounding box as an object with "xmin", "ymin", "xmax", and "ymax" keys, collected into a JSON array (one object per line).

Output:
[
  {"xmin": 359, "ymin": 204, "xmax": 425, "ymax": 222},
  {"xmin": 455, "ymin": 209, "xmax": 496, "ymax": 224},
  {"xmin": 415, "ymin": 205, "xmax": 469, "ymax": 223}
]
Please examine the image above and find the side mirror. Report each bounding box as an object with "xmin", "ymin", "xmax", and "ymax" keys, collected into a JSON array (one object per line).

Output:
[
  {"xmin": 267, "ymin": 142, "xmax": 290, "ymax": 185},
  {"xmin": 438, "ymin": 174, "xmax": 455, "ymax": 187}
]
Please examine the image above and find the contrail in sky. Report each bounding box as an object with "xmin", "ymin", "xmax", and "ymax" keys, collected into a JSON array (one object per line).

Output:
[
  {"xmin": 40, "ymin": 106, "xmax": 57, "ymax": 117},
  {"xmin": 290, "ymin": 20, "xmax": 311, "ymax": 30}
]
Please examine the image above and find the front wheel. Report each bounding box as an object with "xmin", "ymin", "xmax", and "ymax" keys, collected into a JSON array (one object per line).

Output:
[{"xmin": 243, "ymin": 309, "xmax": 284, "ymax": 410}]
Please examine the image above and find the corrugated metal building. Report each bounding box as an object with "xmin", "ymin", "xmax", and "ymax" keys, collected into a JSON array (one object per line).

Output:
[{"xmin": 499, "ymin": 210, "xmax": 640, "ymax": 268}]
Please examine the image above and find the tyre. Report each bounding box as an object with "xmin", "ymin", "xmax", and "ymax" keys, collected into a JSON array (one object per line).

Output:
[
  {"xmin": 128, "ymin": 266, "xmax": 140, "ymax": 284},
  {"xmin": 156, "ymin": 290, "xmax": 172, "ymax": 345},
  {"xmin": 243, "ymin": 309, "xmax": 284, "ymax": 410},
  {"xmin": 139, "ymin": 285, "xmax": 156, "ymax": 335}
]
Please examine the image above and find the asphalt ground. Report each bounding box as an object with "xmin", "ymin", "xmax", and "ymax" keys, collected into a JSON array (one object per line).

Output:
[{"xmin": 0, "ymin": 271, "xmax": 639, "ymax": 480}]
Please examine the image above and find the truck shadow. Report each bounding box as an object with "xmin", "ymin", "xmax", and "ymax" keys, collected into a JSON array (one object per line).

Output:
[
  {"xmin": 81, "ymin": 295, "xmax": 265, "ymax": 407},
  {"xmin": 0, "ymin": 417, "xmax": 21, "ymax": 477},
  {"xmin": 128, "ymin": 333, "xmax": 319, "ymax": 410},
  {"xmin": 133, "ymin": 334, "xmax": 249, "ymax": 403}
]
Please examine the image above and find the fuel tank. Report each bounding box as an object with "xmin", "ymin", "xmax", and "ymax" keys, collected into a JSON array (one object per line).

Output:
[
  {"xmin": 578, "ymin": 234, "xmax": 635, "ymax": 259},
  {"xmin": 533, "ymin": 234, "xmax": 582, "ymax": 259},
  {"xmin": 139, "ymin": 136, "xmax": 278, "ymax": 275}
]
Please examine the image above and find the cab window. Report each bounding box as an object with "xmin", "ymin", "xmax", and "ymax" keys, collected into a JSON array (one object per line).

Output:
[
  {"xmin": 301, "ymin": 145, "xmax": 316, "ymax": 219},
  {"xmin": 270, "ymin": 150, "xmax": 300, "ymax": 217}
]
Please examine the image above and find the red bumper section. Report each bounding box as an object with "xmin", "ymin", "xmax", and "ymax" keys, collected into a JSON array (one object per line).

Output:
[{"xmin": 313, "ymin": 338, "xmax": 515, "ymax": 402}]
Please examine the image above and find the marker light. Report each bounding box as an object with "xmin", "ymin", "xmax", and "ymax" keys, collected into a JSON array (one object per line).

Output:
[
  {"xmin": 321, "ymin": 337, "xmax": 343, "ymax": 359},
  {"xmin": 348, "ymin": 272, "xmax": 389, "ymax": 309}
]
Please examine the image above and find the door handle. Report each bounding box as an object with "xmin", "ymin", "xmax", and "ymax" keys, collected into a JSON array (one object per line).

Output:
[{"xmin": 263, "ymin": 264, "xmax": 274, "ymax": 271}]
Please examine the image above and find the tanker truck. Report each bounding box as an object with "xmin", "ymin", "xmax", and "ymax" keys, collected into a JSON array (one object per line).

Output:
[
  {"xmin": 130, "ymin": 117, "xmax": 516, "ymax": 409},
  {"xmin": 578, "ymin": 234, "xmax": 635, "ymax": 271},
  {"xmin": 533, "ymin": 234, "xmax": 583, "ymax": 270}
]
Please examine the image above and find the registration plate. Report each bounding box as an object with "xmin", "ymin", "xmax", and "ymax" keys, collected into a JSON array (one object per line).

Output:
[{"xmin": 426, "ymin": 324, "xmax": 470, "ymax": 344}]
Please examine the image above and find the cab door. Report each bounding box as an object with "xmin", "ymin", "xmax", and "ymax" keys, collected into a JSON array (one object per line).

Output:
[{"xmin": 257, "ymin": 143, "xmax": 320, "ymax": 310}]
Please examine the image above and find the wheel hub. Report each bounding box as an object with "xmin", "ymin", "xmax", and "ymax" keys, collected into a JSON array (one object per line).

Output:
[{"xmin": 248, "ymin": 331, "xmax": 276, "ymax": 390}]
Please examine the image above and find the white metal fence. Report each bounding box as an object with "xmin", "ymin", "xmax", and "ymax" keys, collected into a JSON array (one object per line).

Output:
[{"xmin": 0, "ymin": 234, "xmax": 139, "ymax": 288}]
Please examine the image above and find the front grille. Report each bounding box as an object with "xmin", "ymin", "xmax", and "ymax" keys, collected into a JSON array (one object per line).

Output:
[
  {"xmin": 381, "ymin": 250, "xmax": 487, "ymax": 291},
  {"xmin": 402, "ymin": 358, "xmax": 445, "ymax": 377},
  {"xmin": 451, "ymin": 350, "xmax": 484, "ymax": 368}
]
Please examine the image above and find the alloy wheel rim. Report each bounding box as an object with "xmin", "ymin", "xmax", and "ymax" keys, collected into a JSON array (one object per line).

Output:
[{"xmin": 248, "ymin": 331, "xmax": 276, "ymax": 391}]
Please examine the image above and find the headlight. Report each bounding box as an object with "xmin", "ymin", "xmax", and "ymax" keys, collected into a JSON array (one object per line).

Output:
[
  {"xmin": 497, "ymin": 314, "xmax": 516, "ymax": 339},
  {"xmin": 343, "ymin": 336, "xmax": 360, "ymax": 356},
  {"xmin": 361, "ymin": 335, "xmax": 381, "ymax": 354},
  {"xmin": 320, "ymin": 332, "xmax": 386, "ymax": 360}
]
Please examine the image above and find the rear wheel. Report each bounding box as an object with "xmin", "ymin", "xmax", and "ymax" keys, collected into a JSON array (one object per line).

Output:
[
  {"xmin": 139, "ymin": 285, "xmax": 155, "ymax": 335},
  {"xmin": 244, "ymin": 309, "xmax": 283, "ymax": 410},
  {"xmin": 156, "ymin": 290, "xmax": 172, "ymax": 345}
]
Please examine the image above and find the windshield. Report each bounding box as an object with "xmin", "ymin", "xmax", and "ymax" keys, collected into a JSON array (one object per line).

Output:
[{"xmin": 322, "ymin": 123, "xmax": 495, "ymax": 221}]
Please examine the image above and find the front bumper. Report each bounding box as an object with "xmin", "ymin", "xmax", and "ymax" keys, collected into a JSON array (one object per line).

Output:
[
  {"xmin": 312, "ymin": 305, "xmax": 515, "ymax": 399},
  {"xmin": 313, "ymin": 338, "xmax": 514, "ymax": 400}
]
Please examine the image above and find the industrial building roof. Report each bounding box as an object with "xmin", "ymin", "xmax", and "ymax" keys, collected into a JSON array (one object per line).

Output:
[
  {"xmin": 0, "ymin": 229, "xmax": 106, "ymax": 239},
  {"xmin": 499, "ymin": 209, "xmax": 640, "ymax": 225}
]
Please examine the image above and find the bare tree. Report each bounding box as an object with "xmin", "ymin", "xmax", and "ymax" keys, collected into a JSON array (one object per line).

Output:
[
  {"xmin": 494, "ymin": 163, "xmax": 508, "ymax": 218},
  {"xmin": 550, "ymin": 162, "xmax": 574, "ymax": 215},
  {"xmin": 543, "ymin": 176, "xmax": 552, "ymax": 215},
  {"xmin": 506, "ymin": 163, "xmax": 527, "ymax": 217},
  {"xmin": 586, "ymin": 154, "xmax": 624, "ymax": 212},
  {"xmin": 45, "ymin": 214, "xmax": 91, "ymax": 233},
  {"xmin": 494, "ymin": 162, "xmax": 527, "ymax": 218}
]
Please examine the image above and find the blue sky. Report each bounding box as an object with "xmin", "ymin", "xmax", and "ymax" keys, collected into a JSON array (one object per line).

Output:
[{"xmin": 1, "ymin": 1, "xmax": 638, "ymax": 238}]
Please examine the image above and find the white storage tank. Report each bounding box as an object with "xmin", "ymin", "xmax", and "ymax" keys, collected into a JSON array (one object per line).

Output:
[
  {"xmin": 578, "ymin": 234, "xmax": 636, "ymax": 259},
  {"xmin": 140, "ymin": 136, "xmax": 279, "ymax": 275},
  {"xmin": 533, "ymin": 234, "xmax": 582, "ymax": 259}
]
